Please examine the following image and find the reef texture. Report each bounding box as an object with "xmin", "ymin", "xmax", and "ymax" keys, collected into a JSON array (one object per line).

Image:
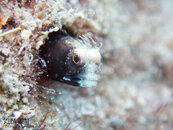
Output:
[{"xmin": 0, "ymin": 0, "xmax": 173, "ymax": 129}]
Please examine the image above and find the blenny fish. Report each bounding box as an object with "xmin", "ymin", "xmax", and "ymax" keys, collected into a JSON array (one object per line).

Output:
[{"xmin": 39, "ymin": 30, "xmax": 101, "ymax": 87}]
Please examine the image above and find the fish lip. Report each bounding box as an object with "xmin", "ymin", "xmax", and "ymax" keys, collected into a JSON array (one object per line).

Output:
[
  {"xmin": 61, "ymin": 74, "xmax": 99, "ymax": 87},
  {"xmin": 65, "ymin": 74, "xmax": 99, "ymax": 81}
]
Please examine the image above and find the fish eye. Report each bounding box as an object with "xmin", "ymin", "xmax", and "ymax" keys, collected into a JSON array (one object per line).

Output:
[{"xmin": 72, "ymin": 51, "xmax": 81, "ymax": 66}]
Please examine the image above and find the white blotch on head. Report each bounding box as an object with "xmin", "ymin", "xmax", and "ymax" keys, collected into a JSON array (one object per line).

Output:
[{"xmin": 79, "ymin": 62, "xmax": 100, "ymax": 87}]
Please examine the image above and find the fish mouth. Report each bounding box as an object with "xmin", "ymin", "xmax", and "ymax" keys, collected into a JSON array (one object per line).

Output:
[{"xmin": 61, "ymin": 73, "xmax": 99, "ymax": 87}]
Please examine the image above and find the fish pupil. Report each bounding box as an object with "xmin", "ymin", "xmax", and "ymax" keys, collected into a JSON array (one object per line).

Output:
[{"xmin": 73, "ymin": 54, "xmax": 80, "ymax": 64}]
